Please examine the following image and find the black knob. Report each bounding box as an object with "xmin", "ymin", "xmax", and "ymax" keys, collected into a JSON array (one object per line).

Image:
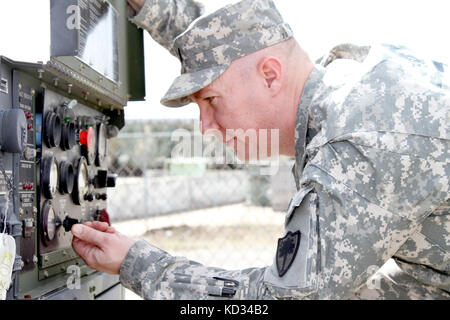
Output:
[
  {"xmin": 107, "ymin": 174, "xmax": 118, "ymax": 188},
  {"xmin": 84, "ymin": 194, "xmax": 94, "ymax": 202},
  {"xmin": 95, "ymin": 193, "xmax": 107, "ymax": 201},
  {"xmin": 63, "ymin": 216, "xmax": 80, "ymax": 232},
  {"xmin": 94, "ymin": 170, "xmax": 108, "ymax": 189}
]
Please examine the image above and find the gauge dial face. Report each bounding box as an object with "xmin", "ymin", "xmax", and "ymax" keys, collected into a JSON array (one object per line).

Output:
[
  {"xmin": 50, "ymin": 160, "xmax": 58, "ymax": 196},
  {"xmin": 96, "ymin": 123, "xmax": 108, "ymax": 167},
  {"xmin": 46, "ymin": 206, "xmax": 56, "ymax": 241},
  {"xmin": 41, "ymin": 200, "xmax": 59, "ymax": 245},
  {"xmin": 42, "ymin": 156, "xmax": 59, "ymax": 199},
  {"xmin": 73, "ymin": 157, "xmax": 89, "ymax": 205}
]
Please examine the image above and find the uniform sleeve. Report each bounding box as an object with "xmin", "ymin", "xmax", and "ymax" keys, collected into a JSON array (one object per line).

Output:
[
  {"xmin": 119, "ymin": 239, "xmax": 268, "ymax": 300},
  {"xmin": 129, "ymin": 0, "xmax": 204, "ymax": 56},
  {"xmin": 262, "ymin": 132, "xmax": 448, "ymax": 300},
  {"xmin": 120, "ymin": 132, "xmax": 449, "ymax": 300}
]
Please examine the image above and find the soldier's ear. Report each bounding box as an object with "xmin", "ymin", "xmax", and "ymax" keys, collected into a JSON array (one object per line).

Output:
[{"xmin": 257, "ymin": 56, "xmax": 283, "ymax": 95}]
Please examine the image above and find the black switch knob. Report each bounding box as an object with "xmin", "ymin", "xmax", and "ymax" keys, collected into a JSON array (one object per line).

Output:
[
  {"xmin": 95, "ymin": 193, "xmax": 108, "ymax": 201},
  {"xmin": 63, "ymin": 216, "xmax": 80, "ymax": 232},
  {"xmin": 94, "ymin": 170, "xmax": 108, "ymax": 189},
  {"xmin": 107, "ymin": 174, "xmax": 118, "ymax": 188},
  {"xmin": 84, "ymin": 194, "xmax": 94, "ymax": 202}
]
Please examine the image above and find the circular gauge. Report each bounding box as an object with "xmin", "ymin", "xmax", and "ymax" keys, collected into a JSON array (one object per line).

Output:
[
  {"xmin": 72, "ymin": 157, "xmax": 89, "ymax": 205},
  {"xmin": 41, "ymin": 200, "xmax": 61, "ymax": 246},
  {"xmin": 61, "ymin": 121, "xmax": 76, "ymax": 151},
  {"xmin": 80, "ymin": 126, "xmax": 96, "ymax": 165},
  {"xmin": 59, "ymin": 161, "xmax": 74, "ymax": 194},
  {"xmin": 44, "ymin": 112, "xmax": 62, "ymax": 148},
  {"xmin": 95, "ymin": 123, "xmax": 108, "ymax": 167},
  {"xmin": 42, "ymin": 156, "xmax": 59, "ymax": 199}
]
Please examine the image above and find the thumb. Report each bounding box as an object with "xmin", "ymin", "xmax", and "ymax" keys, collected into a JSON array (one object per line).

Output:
[{"xmin": 71, "ymin": 224, "xmax": 107, "ymax": 247}]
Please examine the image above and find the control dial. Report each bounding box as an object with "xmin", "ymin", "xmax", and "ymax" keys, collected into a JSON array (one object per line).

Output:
[
  {"xmin": 41, "ymin": 156, "xmax": 59, "ymax": 199},
  {"xmin": 41, "ymin": 200, "xmax": 61, "ymax": 246},
  {"xmin": 0, "ymin": 109, "xmax": 27, "ymax": 153},
  {"xmin": 95, "ymin": 123, "xmax": 108, "ymax": 167},
  {"xmin": 72, "ymin": 157, "xmax": 90, "ymax": 205}
]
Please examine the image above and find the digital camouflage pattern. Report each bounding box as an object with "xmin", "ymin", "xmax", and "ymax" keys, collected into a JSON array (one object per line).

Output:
[
  {"xmin": 125, "ymin": 0, "xmax": 450, "ymax": 300},
  {"xmin": 160, "ymin": 0, "xmax": 294, "ymax": 107},
  {"xmin": 316, "ymin": 43, "xmax": 372, "ymax": 67},
  {"xmin": 129, "ymin": 0, "xmax": 204, "ymax": 57}
]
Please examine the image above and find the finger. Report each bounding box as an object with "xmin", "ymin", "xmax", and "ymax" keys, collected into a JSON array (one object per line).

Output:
[
  {"xmin": 106, "ymin": 226, "xmax": 116, "ymax": 234},
  {"xmin": 72, "ymin": 237, "xmax": 96, "ymax": 262},
  {"xmin": 71, "ymin": 224, "xmax": 108, "ymax": 247},
  {"xmin": 90, "ymin": 221, "xmax": 111, "ymax": 232},
  {"xmin": 83, "ymin": 221, "xmax": 93, "ymax": 228}
]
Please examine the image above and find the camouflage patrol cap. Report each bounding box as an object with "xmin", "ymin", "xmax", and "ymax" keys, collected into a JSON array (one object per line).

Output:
[{"xmin": 160, "ymin": 0, "xmax": 294, "ymax": 107}]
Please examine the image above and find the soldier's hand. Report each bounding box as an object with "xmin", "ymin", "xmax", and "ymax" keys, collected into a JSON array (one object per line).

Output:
[{"xmin": 71, "ymin": 222, "xmax": 136, "ymax": 275}]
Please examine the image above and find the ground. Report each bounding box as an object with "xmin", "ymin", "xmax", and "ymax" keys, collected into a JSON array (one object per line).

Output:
[{"xmin": 113, "ymin": 204, "xmax": 285, "ymax": 300}]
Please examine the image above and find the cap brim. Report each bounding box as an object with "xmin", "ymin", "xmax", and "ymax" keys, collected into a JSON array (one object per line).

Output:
[{"xmin": 160, "ymin": 64, "xmax": 229, "ymax": 108}]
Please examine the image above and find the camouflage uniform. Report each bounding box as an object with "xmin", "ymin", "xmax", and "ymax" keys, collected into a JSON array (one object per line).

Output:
[
  {"xmin": 129, "ymin": 0, "xmax": 204, "ymax": 57},
  {"xmin": 124, "ymin": 0, "xmax": 450, "ymax": 299}
]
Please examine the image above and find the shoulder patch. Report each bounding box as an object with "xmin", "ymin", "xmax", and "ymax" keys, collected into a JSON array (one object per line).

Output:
[{"xmin": 276, "ymin": 231, "xmax": 301, "ymax": 277}]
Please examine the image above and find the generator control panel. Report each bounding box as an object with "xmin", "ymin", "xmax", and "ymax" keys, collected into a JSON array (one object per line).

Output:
[{"xmin": 0, "ymin": 0, "xmax": 145, "ymax": 300}]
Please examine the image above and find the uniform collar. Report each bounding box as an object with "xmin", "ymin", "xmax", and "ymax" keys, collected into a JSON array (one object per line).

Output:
[{"xmin": 292, "ymin": 66, "xmax": 325, "ymax": 189}]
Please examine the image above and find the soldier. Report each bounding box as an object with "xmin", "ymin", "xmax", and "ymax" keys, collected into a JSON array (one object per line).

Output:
[{"xmin": 71, "ymin": 0, "xmax": 450, "ymax": 299}]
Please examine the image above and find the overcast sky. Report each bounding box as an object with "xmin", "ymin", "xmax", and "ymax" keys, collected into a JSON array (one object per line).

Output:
[{"xmin": 0, "ymin": 0, "xmax": 448, "ymax": 121}]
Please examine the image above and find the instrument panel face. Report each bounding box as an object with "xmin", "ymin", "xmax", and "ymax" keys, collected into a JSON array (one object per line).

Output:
[{"xmin": 38, "ymin": 89, "xmax": 110, "ymax": 270}]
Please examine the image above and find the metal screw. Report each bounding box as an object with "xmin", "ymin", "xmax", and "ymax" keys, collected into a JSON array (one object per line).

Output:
[{"xmin": 33, "ymin": 256, "xmax": 38, "ymax": 264}]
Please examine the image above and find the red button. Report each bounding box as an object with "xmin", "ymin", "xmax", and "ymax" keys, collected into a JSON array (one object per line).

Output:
[
  {"xmin": 99, "ymin": 209, "xmax": 111, "ymax": 226},
  {"xmin": 27, "ymin": 123, "xmax": 33, "ymax": 130},
  {"xmin": 79, "ymin": 127, "xmax": 94, "ymax": 149}
]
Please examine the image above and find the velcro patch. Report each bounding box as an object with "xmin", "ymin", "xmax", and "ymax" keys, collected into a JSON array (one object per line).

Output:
[{"xmin": 276, "ymin": 231, "xmax": 301, "ymax": 277}]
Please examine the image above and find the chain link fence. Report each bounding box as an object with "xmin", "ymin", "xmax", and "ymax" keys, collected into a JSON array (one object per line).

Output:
[{"xmin": 106, "ymin": 120, "xmax": 298, "ymax": 298}]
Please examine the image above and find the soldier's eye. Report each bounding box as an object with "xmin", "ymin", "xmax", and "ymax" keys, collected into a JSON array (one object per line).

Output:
[{"xmin": 206, "ymin": 97, "xmax": 218, "ymax": 106}]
